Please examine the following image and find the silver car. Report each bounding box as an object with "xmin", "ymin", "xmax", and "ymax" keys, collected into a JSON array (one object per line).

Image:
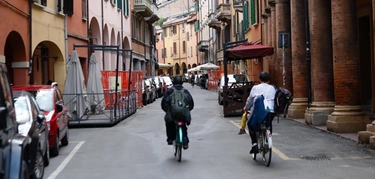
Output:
[
  {"xmin": 13, "ymin": 91, "xmax": 49, "ymax": 179},
  {"xmin": 218, "ymin": 74, "xmax": 250, "ymax": 105}
]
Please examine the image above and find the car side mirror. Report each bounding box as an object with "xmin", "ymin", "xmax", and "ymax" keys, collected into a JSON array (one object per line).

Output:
[
  {"xmin": 56, "ymin": 103, "xmax": 63, "ymax": 113},
  {"xmin": 37, "ymin": 113, "xmax": 45, "ymax": 124}
]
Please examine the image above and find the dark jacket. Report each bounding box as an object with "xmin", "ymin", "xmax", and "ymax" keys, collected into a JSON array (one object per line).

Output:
[
  {"xmin": 247, "ymin": 95, "xmax": 269, "ymax": 131},
  {"xmin": 161, "ymin": 85, "xmax": 194, "ymax": 122}
]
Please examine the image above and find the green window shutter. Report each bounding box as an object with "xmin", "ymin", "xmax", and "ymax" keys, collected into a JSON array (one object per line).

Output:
[
  {"xmin": 243, "ymin": 1, "xmax": 248, "ymax": 30},
  {"xmin": 194, "ymin": 21, "xmax": 200, "ymax": 32},
  {"xmin": 194, "ymin": 3, "xmax": 197, "ymax": 13},
  {"xmin": 250, "ymin": 0, "xmax": 256, "ymax": 25},
  {"xmin": 117, "ymin": 0, "xmax": 122, "ymax": 10}
]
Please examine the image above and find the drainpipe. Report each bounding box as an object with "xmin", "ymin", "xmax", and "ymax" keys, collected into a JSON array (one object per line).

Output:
[
  {"xmin": 305, "ymin": 0, "xmax": 311, "ymax": 107},
  {"xmin": 121, "ymin": 1, "xmax": 124, "ymax": 70},
  {"xmin": 28, "ymin": 0, "xmax": 32, "ymax": 82},
  {"xmin": 64, "ymin": 14, "xmax": 68, "ymax": 75},
  {"xmin": 87, "ymin": 0, "xmax": 90, "ymax": 66},
  {"xmin": 101, "ymin": 0, "xmax": 105, "ymax": 70}
]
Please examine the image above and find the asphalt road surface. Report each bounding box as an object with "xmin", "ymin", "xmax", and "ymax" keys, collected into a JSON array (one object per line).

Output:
[{"xmin": 44, "ymin": 83, "xmax": 375, "ymax": 179}]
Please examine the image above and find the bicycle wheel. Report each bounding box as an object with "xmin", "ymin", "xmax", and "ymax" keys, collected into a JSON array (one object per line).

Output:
[
  {"xmin": 176, "ymin": 127, "xmax": 183, "ymax": 162},
  {"xmin": 262, "ymin": 130, "xmax": 272, "ymax": 167}
]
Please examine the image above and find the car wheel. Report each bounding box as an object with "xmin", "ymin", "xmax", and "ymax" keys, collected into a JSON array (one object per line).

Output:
[
  {"xmin": 32, "ymin": 149, "xmax": 44, "ymax": 179},
  {"xmin": 61, "ymin": 128, "xmax": 69, "ymax": 146},
  {"xmin": 20, "ymin": 160, "xmax": 29, "ymax": 179},
  {"xmin": 43, "ymin": 141, "xmax": 49, "ymax": 166},
  {"xmin": 50, "ymin": 134, "xmax": 59, "ymax": 157},
  {"xmin": 142, "ymin": 95, "xmax": 147, "ymax": 105}
]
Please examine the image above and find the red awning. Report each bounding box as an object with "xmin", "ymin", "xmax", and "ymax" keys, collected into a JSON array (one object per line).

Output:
[{"xmin": 226, "ymin": 42, "xmax": 274, "ymax": 60}]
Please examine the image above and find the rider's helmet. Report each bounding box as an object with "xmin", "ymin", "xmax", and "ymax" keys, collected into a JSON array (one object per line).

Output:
[
  {"xmin": 259, "ymin": 72, "xmax": 270, "ymax": 83},
  {"xmin": 173, "ymin": 75, "xmax": 183, "ymax": 85}
]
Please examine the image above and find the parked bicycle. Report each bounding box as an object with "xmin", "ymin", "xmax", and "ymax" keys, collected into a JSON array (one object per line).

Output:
[
  {"xmin": 251, "ymin": 119, "xmax": 272, "ymax": 167},
  {"xmin": 173, "ymin": 121, "xmax": 185, "ymax": 162}
]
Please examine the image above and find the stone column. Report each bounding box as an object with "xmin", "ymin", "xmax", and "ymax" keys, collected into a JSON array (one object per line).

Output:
[
  {"xmin": 358, "ymin": 0, "xmax": 375, "ymax": 148},
  {"xmin": 327, "ymin": 0, "xmax": 370, "ymax": 133},
  {"xmin": 304, "ymin": 0, "xmax": 335, "ymax": 125},
  {"xmin": 275, "ymin": 0, "xmax": 292, "ymax": 91},
  {"xmin": 261, "ymin": 13, "xmax": 270, "ymax": 72},
  {"xmin": 288, "ymin": 0, "xmax": 308, "ymax": 118},
  {"xmin": 268, "ymin": 2, "xmax": 277, "ymax": 85}
]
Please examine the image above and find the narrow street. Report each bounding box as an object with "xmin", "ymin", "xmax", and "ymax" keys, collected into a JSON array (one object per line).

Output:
[{"xmin": 45, "ymin": 83, "xmax": 375, "ymax": 179}]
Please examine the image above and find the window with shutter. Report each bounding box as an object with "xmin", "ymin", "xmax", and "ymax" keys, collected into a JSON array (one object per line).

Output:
[
  {"xmin": 173, "ymin": 42, "xmax": 177, "ymax": 54},
  {"xmin": 250, "ymin": 0, "xmax": 257, "ymax": 25},
  {"xmin": 124, "ymin": 0, "xmax": 129, "ymax": 16},
  {"xmin": 41, "ymin": 0, "xmax": 47, "ymax": 6},
  {"xmin": 57, "ymin": 0, "xmax": 62, "ymax": 12},
  {"xmin": 186, "ymin": 32, "xmax": 189, "ymax": 41},
  {"xmin": 82, "ymin": 0, "xmax": 87, "ymax": 20},
  {"xmin": 183, "ymin": 41, "xmax": 186, "ymax": 53},
  {"xmin": 243, "ymin": 1, "xmax": 249, "ymax": 30},
  {"xmin": 117, "ymin": 0, "xmax": 122, "ymax": 10},
  {"xmin": 64, "ymin": 0, "xmax": 74, "ymax": 15}
]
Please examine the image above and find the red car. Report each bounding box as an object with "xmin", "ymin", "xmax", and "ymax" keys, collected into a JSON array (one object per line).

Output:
[{"xmin": 12, "ymin": 85, "xmax": 69, "ymax": 157}]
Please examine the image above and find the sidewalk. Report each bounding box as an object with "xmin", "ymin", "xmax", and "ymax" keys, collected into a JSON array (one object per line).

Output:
[{"xmin": 289, "ymin": 118, "xmax": 358, "ymax": 143}]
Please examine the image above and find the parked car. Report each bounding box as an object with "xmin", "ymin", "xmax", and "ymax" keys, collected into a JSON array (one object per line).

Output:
[
  {"xmin": 161, "ymin": 76, "xmax": 173, "ymax": 88},
  {"xmin": 218, "ymin": 74, "xmax": 250, "ymax": 105},
  {"xmin": 184, "ymin": 73, "xmax": 189, "ymax": 82},
  {"xmin": 0, "ymin": 63, "xmax": 29, "ymax": 179},
  {"xmin": 152, "ymin": 76, "xmax": 163, "ymax": 97},
  {"xmin": 142, "ymin": 79, "xmax": 151, "ymax": 105},
  {"xmin": 13, "ymin": 91, "xmax": 49, "ymax": 179},
  {"xmin": 146, "ymin": 78, "xmax": 157, "ymax": 102},
  {"xmin": 12, "ymin": 85, "xmax": 70, "ymax": 157}
]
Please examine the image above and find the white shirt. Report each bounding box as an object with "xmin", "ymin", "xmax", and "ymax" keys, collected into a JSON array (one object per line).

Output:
[{"xmin": 245, "ymin": 83, "xmax": 276, "ymax": 112}]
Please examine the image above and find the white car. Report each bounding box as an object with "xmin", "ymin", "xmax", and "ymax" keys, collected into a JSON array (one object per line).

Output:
[
  {"xmin": 161, "ymin": 76, "xmax": 173, "ymax": 88},
  {"xmin": 218, "ymin": 74, "xmax": 250, "ymax": 105}
]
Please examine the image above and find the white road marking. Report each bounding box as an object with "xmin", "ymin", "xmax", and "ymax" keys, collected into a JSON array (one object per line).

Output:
[{"xmin": 47, "ymin": 141, "xmax": 85, "ymax": 179}]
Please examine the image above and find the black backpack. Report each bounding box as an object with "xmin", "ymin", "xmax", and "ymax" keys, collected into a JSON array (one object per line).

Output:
[
  {"xmin": 274, "ymin": 87, "xmax": 293, "ymax": 122},
  {"xmin": 169, "ymin": 87, "xmax": 190, "ymax": 120}
]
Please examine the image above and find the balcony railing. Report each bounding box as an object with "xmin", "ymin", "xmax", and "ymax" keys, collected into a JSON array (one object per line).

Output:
[
  {"xmin": 208, "ymin": 12, "xmax": 221, "ymax": 29},
  {"xmin": 134, "ymin": 0, "xmax": 153, "ymax": 17},
  {"xmin": 233, "ymin": 0, "xmax": 243, "ymax": 12},
  {"xmin": 198, "ymin": 40, "xmax": 209, "ymax": 51},
  {"xmin": 215, "ymin": 4, "xmax": 231, "ymax": 22}
]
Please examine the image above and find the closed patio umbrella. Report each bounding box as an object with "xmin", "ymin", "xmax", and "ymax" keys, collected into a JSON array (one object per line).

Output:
[
  {"xmin": 63, "ymin": 50, "xmax": 90, "ymax": 119},
  {"xmin": 87, "ymin": 53, "xmax": 105, "ymax": 114}
]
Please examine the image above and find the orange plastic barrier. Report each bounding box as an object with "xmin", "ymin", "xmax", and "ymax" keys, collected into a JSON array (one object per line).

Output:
[
  {"xmin": 207, "ymin": 69, "xmax": 223, "ymax": 91},
  {"xmin": 101, "ymin": 70, "xmax": 144, "ymax": 109}
]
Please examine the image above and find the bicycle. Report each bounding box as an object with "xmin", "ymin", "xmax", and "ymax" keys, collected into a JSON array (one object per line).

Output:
[
  {"xmin": 252, "ymin": 119, "xmax": 272, "ymax": 167},
  {"xmin": 173, "ymin": 120, "xmax": 185, "ymax": 162}
]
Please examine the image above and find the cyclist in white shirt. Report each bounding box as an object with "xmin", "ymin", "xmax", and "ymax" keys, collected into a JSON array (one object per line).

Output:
[{"xmin": 243, "ymin": 72, "xmax": 276, "ymax": 154}]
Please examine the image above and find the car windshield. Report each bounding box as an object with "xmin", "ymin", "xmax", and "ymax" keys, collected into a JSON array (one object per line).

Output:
[
  {"xmin": 221, "ymin": 74, "xmax": 249, "ymax": 85},
  {"xmin": 232, "ymin": 74, "xmax": 249, "ymax": 83},
  {"xmin": 161, "ymin": 77, "xmax": 172, "ymax": 84},
  {"xmin": 14, "ymin": 97, "xmax": 29, "ymax": 116},
  {"xmin": 35, "ymin": 90, "xmax": 54, "ymax": 111}
]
